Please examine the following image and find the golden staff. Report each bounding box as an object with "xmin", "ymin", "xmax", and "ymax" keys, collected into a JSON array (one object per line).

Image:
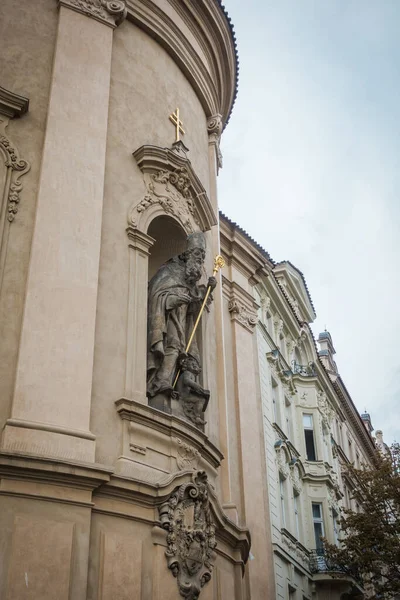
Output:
[{"xmin": 172, "ymin": 254, "xmax": 225, "ymax": 389}]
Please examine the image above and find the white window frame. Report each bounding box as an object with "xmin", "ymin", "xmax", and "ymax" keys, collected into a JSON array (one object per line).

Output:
[
  {"xmin": 303, "ymin": 413, "xmax": 317, "ymax": 461},
  {"xmin": 312, "ymin": 502, "xmax": 325, "ymax": 549}
]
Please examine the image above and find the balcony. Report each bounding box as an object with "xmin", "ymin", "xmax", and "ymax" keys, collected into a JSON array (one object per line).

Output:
[
  {"xmin": 292, "ymin": 361, "xmax": 316, "ymax": 377},
  {"xmin": 310, "ymin": 549, "xmax": 362, "ymax": 588}
]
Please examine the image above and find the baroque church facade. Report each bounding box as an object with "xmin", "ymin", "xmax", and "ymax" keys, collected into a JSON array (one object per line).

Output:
[{"xmin": 0, "ymin": 2, "xmax": 381, "ymax": 599}]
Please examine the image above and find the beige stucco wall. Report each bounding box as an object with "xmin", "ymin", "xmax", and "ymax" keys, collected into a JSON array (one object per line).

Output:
[
  {"xmin": 90, "ymin": 18, "xmax": 215, "ymax": 468},
  {"xmin": 0, "ymin": 0, "xmax": 57, "ymax": 429}
]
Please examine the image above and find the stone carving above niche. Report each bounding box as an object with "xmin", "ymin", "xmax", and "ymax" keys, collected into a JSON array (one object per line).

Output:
[
  {"xmin": 129, "ymin": 145, "xmax": 217, "ymax": 235},
  {"xmin": 58, "ymin": 0, "xmax": 127, "ymax": 28},
  {"xmin": 133, "ymin": 167, "xmax": 199, "ymax": 234},
  {"xmin": 159, "ymin": 471, "xmax": 217, "ymax": 599}
]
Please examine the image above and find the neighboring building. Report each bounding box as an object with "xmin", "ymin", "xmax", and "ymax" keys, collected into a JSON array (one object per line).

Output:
[{"xmin": 220, "ymin": 214, "xmax": 379, "ymax": 600}]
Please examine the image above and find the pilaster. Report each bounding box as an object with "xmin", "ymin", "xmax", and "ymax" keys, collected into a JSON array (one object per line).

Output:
[
  {"xmin": 1, "ymin": 2, "xmax": 125, "ymax": 463},
  {"xmin": 124, "ymin": 227, "xmax": 154, "ymax": 403}
]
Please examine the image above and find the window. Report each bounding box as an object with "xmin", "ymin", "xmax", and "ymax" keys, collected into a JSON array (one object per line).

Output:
[
  {"xmin": 272, "ymin": 379, "xmax": 279, "ymax": 424},
  {"xmin": 285, "ymin": 399, "xmax": 292, "ymax": 439},
  {"xmin": 280, "ymin": 478, "xmax": 286, "ymax": 527},
  {"xmin": 348, "ymin": 438, "xmax": 353, "ymax": 462},
  {"xmin": 294, "ymin": 491, "xmax": 301, "ymax": 540},
  {"xmin": 312, "ymin": 503, "xmax": 325, "ymax": 550},
  {"xmin": 288, "ymin": 586, "xmax": 296, "ymax": 599},
  {"xmin": 303, "ymin": 414, "xmax": 317, "ymax": 461},
  {"xmin": 332, "ymin": 509, "xmax": 339, "ymax": 546}
]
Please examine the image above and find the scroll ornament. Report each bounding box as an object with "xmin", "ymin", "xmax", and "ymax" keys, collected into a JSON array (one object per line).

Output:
[
  {"xmin": 58, "ymin": 0, "xmax": 127, "ymax": 27},
  {"xmin": 159, "ymin": 471, "xmax": 217, "ymax": 599},
  {"xmin": 0, "ymin": 126, "xmax": 30, "ymax": 222},
  {"xmin": 228, "ymin": 298, "xmax": 258, "ymax": 331}
]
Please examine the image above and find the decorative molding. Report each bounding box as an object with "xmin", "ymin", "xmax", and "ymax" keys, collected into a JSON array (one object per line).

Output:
[
  {"xmin": 129, "ymin": 145, "xmax": 217, "ymax": 234},
  {"xmin": 0, "ymin": 87, "xmax": 29, "ymax": 119},
  {"xmin": 0, "ymin": 118, "xmax": 31, "ymax": 224},
  {"xmin": 317, "ymin": 390, "xmax": 334, "ymax": 429},
  {"xmin": 275, "ymin": 443, "xmax": 290, "ymax": 478},
  {"xmin": 267, "ymin": 350, "xmax": 297, "ymax": 396},
  {"xmin": 159, "ymin": 471, "xmax": 217, "ymax": 599},
  {"xmin": 228, "ymin": 297, "xmax": 258, "ymax": 331},
  {"xmin": 125, "ymin": 1, "xmax": 237, "ymax": 127},
  {"xmin": 207, "ymin": 114, "xmax": 223, "ymax": 171},
  {"xmin": 58, "ymin": 0, "xmax": 127, "ymax": 28},
  {"xmin": 274, "ymin": 316, "xmax": 284, "ymax": 337},
  {"xmin": 289, "ymin": 460, "xmax": 304, "ymax": 494},
  {"xmin": 175, "ymin": 438, "xmax": 201, "ymax": 471}
]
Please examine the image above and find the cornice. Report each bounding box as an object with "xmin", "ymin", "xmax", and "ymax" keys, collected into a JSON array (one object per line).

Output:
[
  {"xmin": 0, "ymin": 86, "xmax": 29, "ymax": 119},
  {"xmin": 58, "ymin": 0, "xmax": 127, "ymax": 28},
  {"xmin": 95, "ymin": 469, "xmax": 250, "ymax": 565},
  {"xmin": 0, "ymin": 451, "xmax": 113, "ymax": 490},
  {"xmin": 115, "ymin": 397, "xmax": 223, "ymax": 469},
  {"xmin": 125, "ymin": 0, "xmax": 237, "ymax": 127}
]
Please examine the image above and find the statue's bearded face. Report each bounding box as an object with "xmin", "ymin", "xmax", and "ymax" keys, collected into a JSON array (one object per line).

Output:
[{"xmin": 185, "ymin": 248, "xmax": 205, "ymax": 284}]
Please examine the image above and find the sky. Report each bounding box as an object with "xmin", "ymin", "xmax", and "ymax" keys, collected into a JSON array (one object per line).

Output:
[{"xmin": 219, "ymin": 0, "xmax": 400, "ymax": 444}]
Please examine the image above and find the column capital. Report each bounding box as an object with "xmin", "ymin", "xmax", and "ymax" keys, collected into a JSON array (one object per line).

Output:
[{"xmin": 58, "ymin": 0, "xmax": 127, "ymax": 28}]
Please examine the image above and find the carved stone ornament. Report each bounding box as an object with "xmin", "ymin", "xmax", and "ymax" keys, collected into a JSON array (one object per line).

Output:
[
  {"xmin": 0, "ymin": 117, "xmax": 30, "ymax": 223},
  {"xmin": 130, "ymin": 145, "xmax": 217, "ymax": 234},
  {"xmin": 274, "ymin": 316, "xmax": 284, "ymax": 336},
  {"xmin": 207, "ymin": 114, "xmax": 223, "ymax": 171},
  {"xmin": 228, "ymin": 298, "xmax": 258, "ymax": 331},
  {"xmin": 134, "ymin": 168, "xmax": 199, "ymax": 233},
  {"xmin": 175, "ymin": 438, "xmax": 201, "ymax": 471},
  {"xmin": 327, "ymin": 487, "xmax": 339, "ymax": 515},
  {"xmin": 290, "ymin": 463, "xmax": 303, "ymax": 494},
  {"xmin": 159, "ymin": 471, "xmax": 217, "ymax": 600},
  {"xmin": 317, "ymin": 390, "xmax": 334, "ymax": 429},
  {"xmin": 267, "ymin": 350, "xmax": 297, "ymax": 396},
  {"xmin": 274, "ymin": 441, "xmax": 290, "ymax": 478},
  {"xmin": 58, "ymin": 0, "xmax": 127, "ymax": 27},
  {"xmin": 259, "ymin": 294, "xmax": 271, "ymax": 322}
]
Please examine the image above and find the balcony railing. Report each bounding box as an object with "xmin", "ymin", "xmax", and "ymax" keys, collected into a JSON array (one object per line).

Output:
[
  {"xmin": 309, "ymin": 549, "xmax": 361, "ymax": 584},
  {"xmin": 291, "ymin": 361, "xmax": 316, "ymax": 377}
]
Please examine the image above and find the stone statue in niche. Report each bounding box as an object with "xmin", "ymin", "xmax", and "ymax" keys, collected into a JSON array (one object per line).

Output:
[{"xmin": 147, "ymin": 231, "xmax": 216, "ymax": 421}]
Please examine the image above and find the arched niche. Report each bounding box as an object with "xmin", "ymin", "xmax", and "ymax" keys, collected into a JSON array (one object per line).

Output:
[{"xmin": 147, "ymin": 215, "xmax": 187, "ymax": 280}]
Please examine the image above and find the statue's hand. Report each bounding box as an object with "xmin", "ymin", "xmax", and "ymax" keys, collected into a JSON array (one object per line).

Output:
[
  {"xmin": 203, "ymin": 388, "xmax": 210, "ymax": 399},
  {"xmin": 152, "ymin": 340, "xmax": 164, "ymax": 359},
  {"xmin": 207, "ymin": 276, "xmax": 217, "ymax": 291}
]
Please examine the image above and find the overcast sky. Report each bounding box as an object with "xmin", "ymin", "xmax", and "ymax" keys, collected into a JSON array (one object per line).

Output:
[{"xmin": 219, "ymin": 0, "xmax": 400, "ymax": 444}]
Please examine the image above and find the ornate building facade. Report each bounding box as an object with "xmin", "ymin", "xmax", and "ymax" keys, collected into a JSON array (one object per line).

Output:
[
  {"xmin": 220, "ymin": 215, "xmax": 379, "ymax": 600},
  {"xmin": 0, "ymin": 2, "xmax": 380, "ymax": 600}
]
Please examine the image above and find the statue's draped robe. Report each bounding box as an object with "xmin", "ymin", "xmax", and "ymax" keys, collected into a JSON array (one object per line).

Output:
[{"xmin": 147, "ymin": 257, "xmax": 202, "ymax": 395}]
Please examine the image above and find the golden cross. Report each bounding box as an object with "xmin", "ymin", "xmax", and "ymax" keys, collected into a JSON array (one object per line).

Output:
[{"xmin": 169, "ymin": 108, "xmax": 185, "ymax": 142}]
